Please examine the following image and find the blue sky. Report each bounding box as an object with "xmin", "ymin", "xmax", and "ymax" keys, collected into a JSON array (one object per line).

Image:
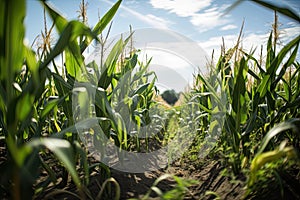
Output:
[
  {"xmin": 25, "ymin": 0, "xmax": 300, "ymax": 92},
  {"xmin": 25, "ymin": 0, "xmax": 300, "ymax": 49}
]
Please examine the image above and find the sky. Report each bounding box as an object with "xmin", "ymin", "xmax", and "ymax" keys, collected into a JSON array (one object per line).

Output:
[{"xmin": 25, "ymin": 0, "xmax": 300, "ymax": 92}]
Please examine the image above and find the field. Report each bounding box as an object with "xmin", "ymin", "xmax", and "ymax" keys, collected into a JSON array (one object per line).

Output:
[{"xmin": 0, "ymin": 0, "xmax": 299, "ymax": 199}]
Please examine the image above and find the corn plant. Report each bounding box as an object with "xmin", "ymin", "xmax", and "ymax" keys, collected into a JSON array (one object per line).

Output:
[
  {"xmin": 244, "ymin": 118, "xmax": 300, "ymax": 199},
  {"xmin": 0, "ymin": 0, "xmax": 123, "ymax": 199},
  {"xmin": 41, "ymin": 0, "xmax": 162, "ymax": 194},
  {"xmin": 249, "ymin": 119, "xmax": 300, "ymax": 185},
  {"xmin": 192, "ymin": 2, "xmax": 300, "ymax": 176}
]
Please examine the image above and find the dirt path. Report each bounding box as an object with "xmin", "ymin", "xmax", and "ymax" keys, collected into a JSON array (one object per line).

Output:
[{"xmin": 110, "ymin": 159, "xmax": 245, "ymax": 200}]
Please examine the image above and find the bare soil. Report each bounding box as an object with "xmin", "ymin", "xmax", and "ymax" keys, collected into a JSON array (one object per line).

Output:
[
  {"xmin": 1, "ymin": 138, "xmax": 300, "ymax": 200},
  {"xmin": 111, "ymin": 159, "xmax": 245, "ymax": 200}
]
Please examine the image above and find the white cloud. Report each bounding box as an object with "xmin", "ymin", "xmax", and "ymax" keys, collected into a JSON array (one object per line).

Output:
[
  {"xmin": 199, "ymin": 33, "xmax": 268, "ymax": 61},
  {"xmin": 199, "ymin": 25, "xmax": 300, "ymax": 63},
  {"xmin": 220, "ymin": 24, "xmax": 238, "ymax": 31},
  {"xmin": 286, "ymin": 22, "xmax": 297, "ymax": 26},
  {"xmin": 124, "ymin": 0, "xmax": 137, "ymax": 6},
  {"xmin": 190, "ymin": 3, "xmax": 231, "ymax": 32},
  {"xmin": 200, "ymin": 33, "xmax": 271, "ymax": 62},
  {"xmin": 144, "ymin": 14, "xmax": 172, "ymax": 29},
  {"xmin": 121, "ymin": 5, "xmax": 172, "ymax": 29},
  {"xmin": 150, "ymin": 0, "xmax": 212, "ymax": 17},
  {"xmin": 103, "ymin": 0, "xmax": 172, "ymax": 29},
  {"xmin": 243, "ymin": 32, "xmax": 269, "ymax": 51},
  {"xmin": 190, "ymin": 9, "xmax": 230, "ymax": 32},
  {"xmin": 280, "ymin": 26, "xmax": 300, "ymax": 42},
  {"xmin": 150, "ymin": 0, "xmax": 231, "ymax": 32},
  {"xmin": 198, "ymin": 34, "xmax": 238, "ymax": 59}
]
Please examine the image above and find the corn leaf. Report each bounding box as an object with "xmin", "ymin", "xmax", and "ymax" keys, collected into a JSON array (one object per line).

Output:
[
  {"xmin": 29, "ymin": 138, "xmax": 81, "ymax": 187},
  {"xmin": 41, "ymin": 96, "xmax": 67, "ymax": 118},
  {"xmin": 41, "ymin": 1, "xmax": 68, "ymax": 33},
  {"xmin": 227, "ymin": 0, "xmax": 300, "ymax": 22},
  {"xmin": 16, "ymin": 93, "xmax": 35, "ymax": 121},
  {"xmin": 251, "ymin": 0, "xmax": 300, "ymax": 22},
  {"xmin": 257, "ymin": 119, "xmax": 300, "ymax": 154}
]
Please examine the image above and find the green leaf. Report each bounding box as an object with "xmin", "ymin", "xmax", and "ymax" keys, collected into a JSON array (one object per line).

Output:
[
  {"xmin": 41, "ymin": 1, "xmax": 68, "ymax": 33},
  {"xmin": 98, "ymin": 36, "xmax": 131, "ymax": 89},
  {"xmin": 251, "ymin": 0, "xmax": 300, "ymax": 22},
  {"xmin": 267, "ymin": 35, "xmax": 300, "ymax": 77},
  {"xmin": 232, "ymin": 57, "xmax": 247, "ymax": 115},
  {"xmin": 24, "ymin": 46, "xmax": 38, "ymax": 83},
  {"xmin": 272, "ymin": 42, "xmax": 299, "ymax": 90},
  {"xmin": 257, "ymin": 74, "xmax": 271, "ymax": 97},
  {"xmin": 29, "ymin": 138, "xmax": 81, "ymax": 187},
  {"xmin": 283, "ymin": 96, "xmax": 300, "ymax": 110},
  {"xmin": 98, "ymin": 41, "xmax": 122, "ymax": 89},
  {"xmin": 133, "ymin": 83, "xmax": 151, "ymax": 96},
  {"xmin": 244, "ymin": 51, "xmax": 266, "ymax": 74},
  {"xmin": 248, "ymin": 68, "xmax": 260, "ymax": 80},
  {"xmin": 16, "ymin": 93, "xmax": 34, "ymax": 121},
  {"xmin": 228, "ymin": 0, "xmax": 300, "ymax": 22},
  {"xmin": 53, "ymin": 73, "xmax": 73, "ymax": 93},
  {"xmin": 65, "ymin": 48, "xmax": 82, "ymax": 79},
  {"xmin": 51, "ymin": 117, "xmax": 110, "ymax": 138},
  {"xmin": 41, "ymin": 21, "xmax": 94, "ymax": 70},
  {"xmin": 257, "ymin": 119, "xmax": 300, "ymax": 154},
  {"xmin": 195, "ymin": 74, "xmax": 222, "ymax": 106},
  {"xmin": 74, "ymin": 141, "xmax": 89, "ymax": 185},
  {"xmin": 6, "ymin": 134, "xmax": 32, "ymax": 167},
  {"xmin": 0, "ymin": 0, "xmax": 25, "ymax": 109},
  {"xmin": 281, "ymin": 79, "xmax": 291, "ymax": 102},
  {"xmin": 266, "ymin": 32, "xmax": 274, "ymax": 71},
  {"xmin": 41, "ymin": 96, "xmax": 67, "ymax": 118}
]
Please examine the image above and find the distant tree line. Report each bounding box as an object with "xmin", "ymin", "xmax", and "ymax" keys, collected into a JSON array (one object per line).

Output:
[{"xmin": 161, "ymin": 89, "xmax": 179, "ymax": 105}]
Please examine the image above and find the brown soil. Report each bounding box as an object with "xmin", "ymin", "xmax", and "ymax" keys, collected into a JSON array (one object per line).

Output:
[
  {"xmin": 109, "ymin": 158, "xmax": 300, "ymax": 200},
  {"xmin": 110, "ymin": 158, "xmax": 245, "ymax": 200},
  {"xmin": 1, "ymin": 138, "xmax": 300, "ymax": 200}
]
